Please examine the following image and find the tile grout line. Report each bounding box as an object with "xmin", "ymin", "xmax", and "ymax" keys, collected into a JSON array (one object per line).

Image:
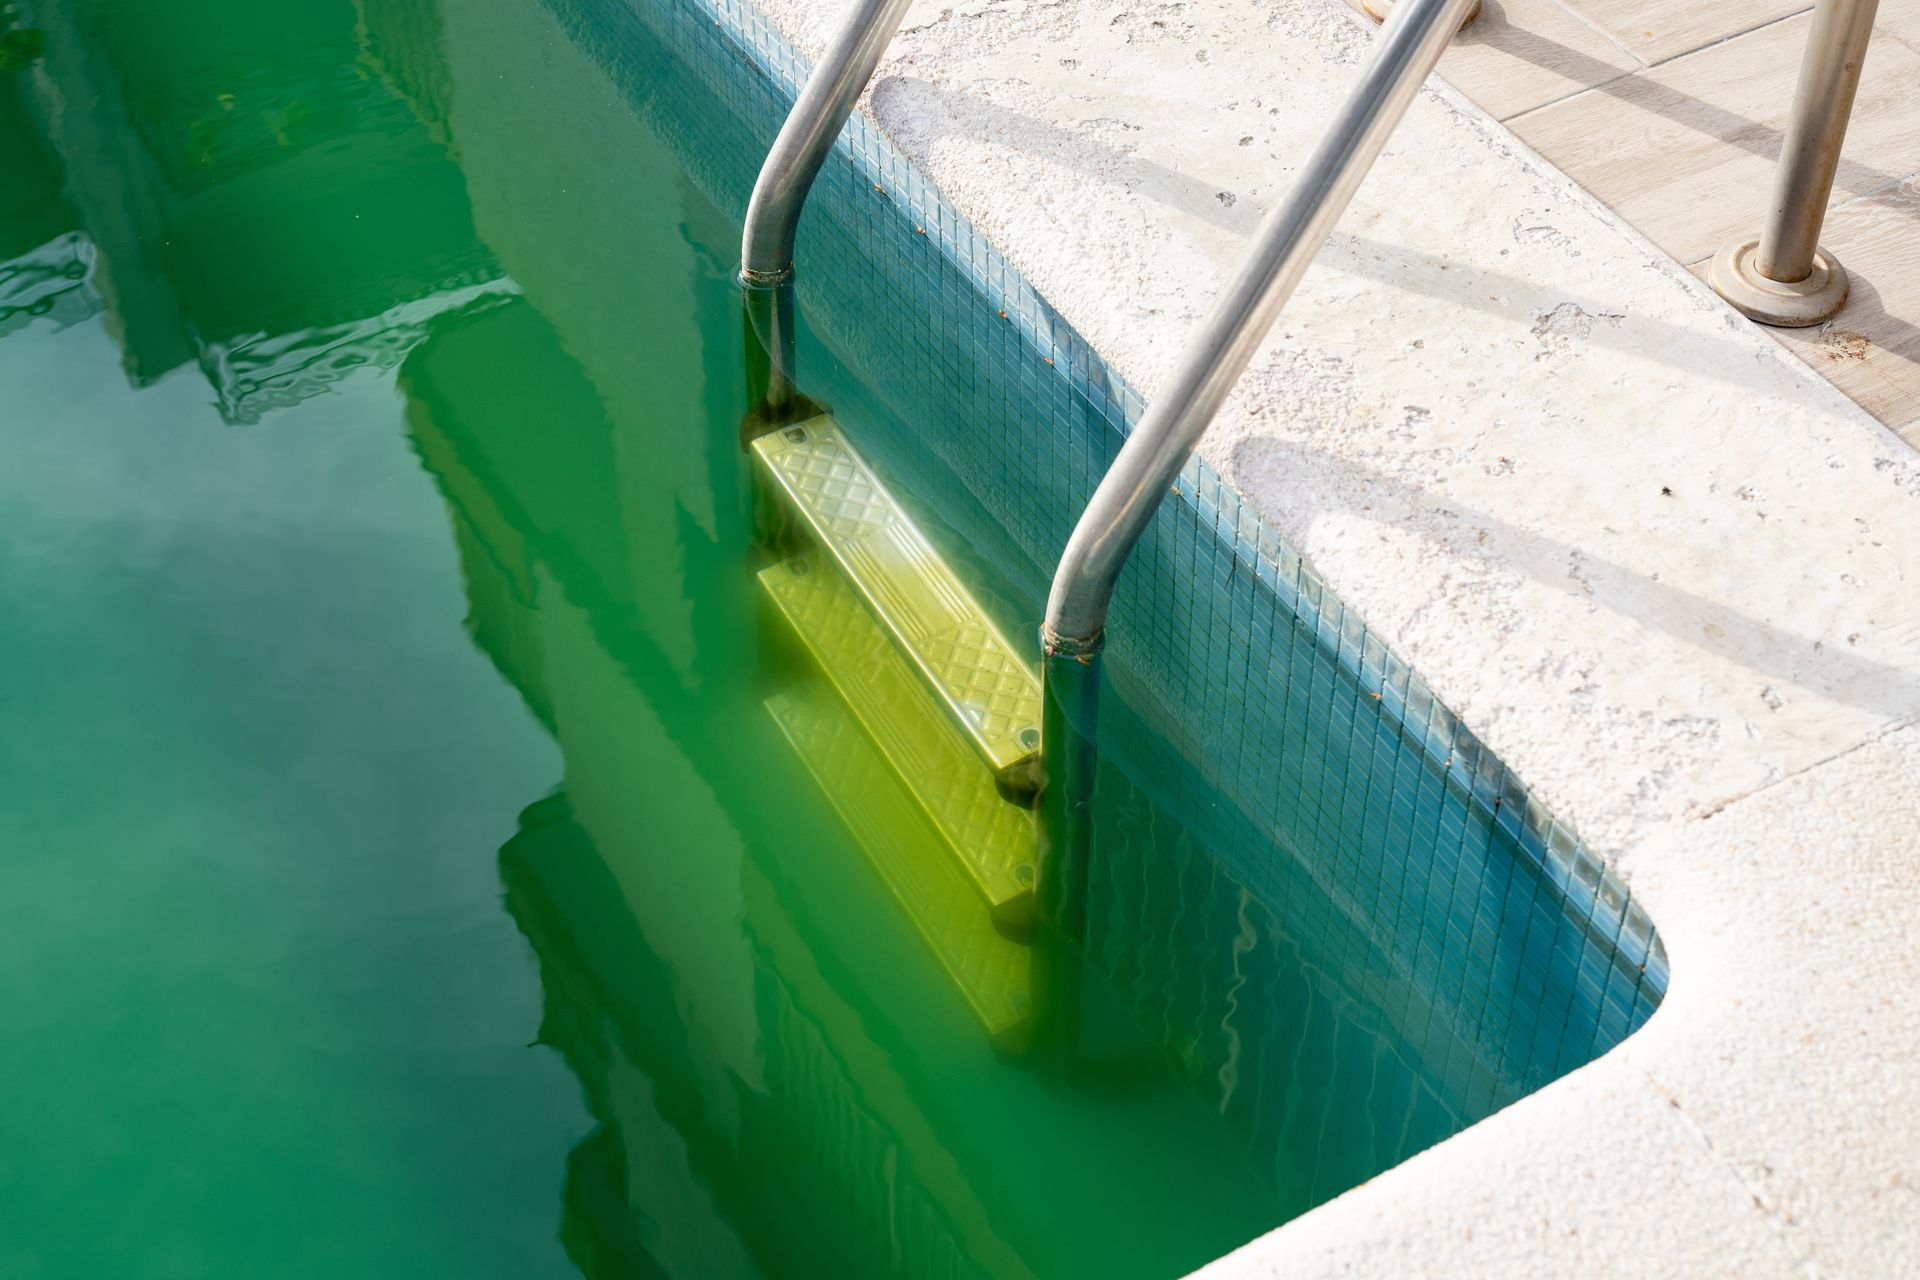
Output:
[
  {"xmin": 1540, "ymin": 0, "xmax": 1649, "ymax": 72},
  {"xmin": 1630, "ymin": 1061, "xmax": 1814, "ymax": 1276},
  {"xmin": 1632, "ymin": 3, "xmax": 1816, "ymax": 71},
  {"xmin": 1690, "ymin": 712, "xmax": 1920, "ymax": 825},
  {"xmin": 1481, "ymin": 0, "xmax": 1647, "ymax": 122},
  {"xmin": 1494, "ymin": 67, "xmax": 1637, "ymax": 124},
  {"xmin": 1506, "ymin": 3, "xmax": 1817, "ymax": 125},
  {"xmin": 1828, "ymin": 164, "xmax": 1920, "ymax": 210},
  {"xmin": 1670, "ymin": 158, "xmax": 1920, "ymax": 235},
  {"xmin": 1500, "ymin": 72, "xmax": 1613, "ymax": 127}
]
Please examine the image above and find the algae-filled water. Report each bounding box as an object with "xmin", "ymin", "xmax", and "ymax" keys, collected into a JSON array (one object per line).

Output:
[
  {"xmin": 0, "ymin": 1, "xmax": 1288, "ymax": 1276},
  {"xmin": 0, "ymin": 0, "xmax": 1636, "ymax": 1275}
]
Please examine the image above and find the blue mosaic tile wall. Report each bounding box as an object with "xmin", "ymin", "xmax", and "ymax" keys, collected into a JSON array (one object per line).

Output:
[{"xmin": 541, "ymin": 0, "xmax": 1666, "ymax": 1207}]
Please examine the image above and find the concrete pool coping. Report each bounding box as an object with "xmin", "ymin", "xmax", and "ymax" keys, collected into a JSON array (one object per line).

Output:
[{"xmin": 745, "ymin": 0, "xmax": 1920, "ymax": 1273}]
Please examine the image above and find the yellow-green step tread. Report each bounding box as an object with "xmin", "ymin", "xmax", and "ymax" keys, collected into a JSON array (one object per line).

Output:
[
  {"xmin": 750, "ymin": 416, "xmax": 1042, "ymax": 797},
  {"xmin": 766, "ymin": 679, "xmax": 1032, "ymax": 1051},
  {"xmin": 759, "ymin": 554, "xmax": 1036, "ymax": 929}
]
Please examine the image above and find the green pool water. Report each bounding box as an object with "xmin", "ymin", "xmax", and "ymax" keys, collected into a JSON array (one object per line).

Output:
[
  {"xmin": 0, "ymin": 2, "xmax": 1315, "ymax": 1276},
  {"xmin": 0, "ymin": 0, "xmax": 1666, "ymax": 1275}
]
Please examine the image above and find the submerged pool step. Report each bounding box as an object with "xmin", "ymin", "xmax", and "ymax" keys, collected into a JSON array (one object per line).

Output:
[
  {"xmin": 766, "ymin": 678, "xmax": 1032, "ymax": 1051},
  {"xmin": 759, "ymin": 554, "xmax": 1037, "ymax": 930},
  {"xmin": 750, "ymin": 416, "xmax": 1043, "ymax": 801}
]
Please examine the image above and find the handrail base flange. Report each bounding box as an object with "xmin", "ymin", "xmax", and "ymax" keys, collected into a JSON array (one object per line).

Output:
[
  {"xmin": 1361, "ymin": 0, "xmax": 1481, "ymax": 28},
  {"xmin": 1708, "ymin": 235, "xmax": 1851, "ymax": 328}
]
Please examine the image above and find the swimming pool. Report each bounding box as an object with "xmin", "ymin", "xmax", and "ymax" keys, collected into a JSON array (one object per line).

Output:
[{"xmin": 0, "ymin": 0, "xmax": 1663, "ymax": 1275}]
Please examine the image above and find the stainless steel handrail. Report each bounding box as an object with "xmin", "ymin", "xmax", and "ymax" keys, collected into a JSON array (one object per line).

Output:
[
  {"xmin": 740, "ymin": 0, "xmax": 914, "ymax": 288},
  {"xmin": 1034, "ymin": 0, "xmax": 1479, "ymax": 939},
  {"xmin": 1041, "ymin": 0, "xmax": 1480, "ymax": 656},
  {"xmin": 1708, "ymin": 0, "xmax": 1880, "ymax": 326}
]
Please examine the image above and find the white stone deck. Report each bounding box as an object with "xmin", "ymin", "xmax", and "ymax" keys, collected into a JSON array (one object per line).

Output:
[{"xmin": 1381, "ymin": 0, "xmax": 1920, "ymax": 447}]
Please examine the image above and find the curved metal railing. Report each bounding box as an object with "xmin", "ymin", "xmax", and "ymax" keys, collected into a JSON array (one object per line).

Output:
[
  {"xmin": 739, "ymin": 0, "xmax": 914, "ymax": 288},
  {"xmin": 1041, "ymin": 0, "xmax": 1479, "ymax": 657},
  {"xmin": 1033, "ymin": 0, "xmax": 1477, "ymax": 934}
]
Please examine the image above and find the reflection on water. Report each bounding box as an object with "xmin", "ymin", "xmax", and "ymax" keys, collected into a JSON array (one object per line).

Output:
[
  {"xmin": 399, "ymin": 281, "xmax": 1292, "ymax": 1278},
  {"xmin": 0, "ymin": 0, "xmax": 1657, "ymax": 1274},
  {"xmin": 6, "ymin": 0, "xmax": 499, "ymax": 412}
]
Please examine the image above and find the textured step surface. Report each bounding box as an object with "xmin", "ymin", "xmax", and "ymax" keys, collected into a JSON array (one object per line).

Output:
[
  {"xmin": 759, "ymin": 554, "xmax": 1037, "ymax": 928},
  {"xmin": 751, "ymin": 416, "xmax": 1042, "ymax": 797},
  {"xmin": 767, "ymin": 678, "xmax": 1031, "ymax": 1050}
]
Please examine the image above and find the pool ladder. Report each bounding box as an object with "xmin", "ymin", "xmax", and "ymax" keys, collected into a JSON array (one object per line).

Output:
[
  {"xmin": 739, "ymin": 0, "xmax": 1474, "ymax": 1041},
  {"xmin": 751, "ymin": 416, "xmax": 1046, "ymax": 1051}
]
